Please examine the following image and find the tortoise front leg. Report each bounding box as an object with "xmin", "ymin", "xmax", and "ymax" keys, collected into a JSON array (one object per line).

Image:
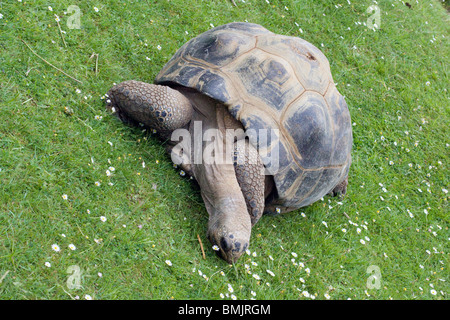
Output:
[
  {"xmin": 106, "ymin": 80, "xmax": 193, "ymax": 137},
  {"xmin": 233, "ymin": 139, "xmax": 265, "ymax": 226}
]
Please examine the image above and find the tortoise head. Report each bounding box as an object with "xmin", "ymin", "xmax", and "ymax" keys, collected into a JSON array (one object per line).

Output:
[{"xmin": 205, "ymin": 195, "xmax": 251, "ymax": 264}]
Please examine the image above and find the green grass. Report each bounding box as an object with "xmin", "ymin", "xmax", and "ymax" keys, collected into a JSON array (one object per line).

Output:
[{"xmin": 0, "ymin": 0, "xmax": 448, "ymax": 300}]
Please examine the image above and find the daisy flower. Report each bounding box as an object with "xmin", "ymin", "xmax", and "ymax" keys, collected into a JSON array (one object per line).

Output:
[
  {"xmin": 266, "ymin": 270, "xmax": 275, "ymax": 277},
  {"xmin": 100, "ymin": 216, "xmax": 107, "ymax": 222},
  {"xmin": 94, "ymin": 7, "xmax": 99, "ymax": 12},
  {"xmin": 45, "ymin": 262, "xmax": 51, "ymax": 267},
  {"xmin": 165, "ymin": 260, "xmax": 172, "ymax": 266},
  {"xmin": 62, "ymin": 194, "xmax": 68, "ymax": 200},
  {"xmin": 52, "ymin": 244, "xmax": 61, "ymax": 252},
  {"xmin": 68, "ymin": 244, "xmax": 76, "ymax": 250},
  {"xmin": 84, "ymin": 294, "xmax": 92, "ymax": 300}
]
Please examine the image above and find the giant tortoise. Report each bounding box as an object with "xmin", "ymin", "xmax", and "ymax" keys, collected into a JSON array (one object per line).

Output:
[{"xmin": 106, "ymin": 22, "xmax": 353, "ymax": 263}]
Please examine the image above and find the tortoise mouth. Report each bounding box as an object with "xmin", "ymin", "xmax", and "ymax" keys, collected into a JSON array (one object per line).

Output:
[{"xmin": 207, "ymin": 229, "xmax": 249, "ymax": 264}]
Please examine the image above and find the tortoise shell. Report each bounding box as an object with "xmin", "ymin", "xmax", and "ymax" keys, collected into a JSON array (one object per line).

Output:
[{"xmin": 155, "ymin": 22, "xmax": 352, "ymax": 211}]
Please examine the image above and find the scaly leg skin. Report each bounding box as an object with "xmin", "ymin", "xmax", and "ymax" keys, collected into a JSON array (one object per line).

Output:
[
  {"xmin": 328, "ymin": 175, "xmax": 348, "ymax": 197},
  {"xmin": 106, "ymin": 80, "xmax": 193, "ymax": 138},
  {"xmin": 233, "ymin": 139, "xmax": 265, "ymax": 226}
]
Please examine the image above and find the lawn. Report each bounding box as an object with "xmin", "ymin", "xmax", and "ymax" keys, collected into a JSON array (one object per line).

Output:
[{"xmin": 0, "ymin": 0, "xmax": 448, "ymax": 300}]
